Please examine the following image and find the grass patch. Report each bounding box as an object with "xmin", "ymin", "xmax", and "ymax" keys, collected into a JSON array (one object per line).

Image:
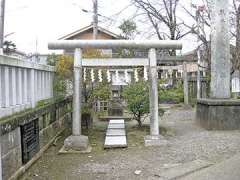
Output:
[
  {"xmin": 82, "ymin": 122, "xmax": 172, "ymax": 153},
  {"xmin": 127, "ymin": 125, "xmax": 170, "ymax": 147},
  {"xmin": 82, "ymin": 123, "xmax": 107, "ymax": 154}
]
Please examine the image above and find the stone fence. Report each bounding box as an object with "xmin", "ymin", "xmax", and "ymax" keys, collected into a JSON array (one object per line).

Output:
[
  {"xmin": 0, "ymin": 96, "xmax": 72, "ymax": 180},
  {"xmin": 0, "ymin": 55, "xmax": 55, "ymax": 118},
  {"xmin": 188, "ymin": 77, "xmax": 210, "ymax": 104}
]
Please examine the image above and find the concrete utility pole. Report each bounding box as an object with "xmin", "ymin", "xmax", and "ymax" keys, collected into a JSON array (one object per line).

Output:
[
  {"xmin": 210, "ymin": 0, "xmax": 231, "ymax": 98},
  {"xmin": 93, "ymin": 0, "xmax": 98, "ymax": 39},
  {"xmin": 0, "ymin": 0, "xmax": 5, "ymax": 54},
  {"xmin": 196, "ymin": 9, "xmax": 201, "ymax": 99}
]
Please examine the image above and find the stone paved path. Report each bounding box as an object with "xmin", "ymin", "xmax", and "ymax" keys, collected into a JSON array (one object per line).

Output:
[
  {"xmin": 20, "ymin": 105, "xmax": 240, "ymax": 180},
  {"xmin": 180, "ymin": 152, "xmax": 240, "ymax": 180},
  {"xmin": 104, "ymin": 119, "xmax": 127, "ymax": 148}
]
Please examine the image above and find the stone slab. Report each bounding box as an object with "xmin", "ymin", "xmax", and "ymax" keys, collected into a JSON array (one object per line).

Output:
[
  {"xmin": 106, "ymin": 129, "xmax": 126, "ymax": 136},
  {"xmin": 62, "ymin": 135, "xmax": 90, "ymax": 152},
  {"xmin": 158, "ymin": 159, "xmax": 213, "ymax": 180},
  {"xmin": 109, "ymin": 119, "xmax": 124, "ymax": 124},
  {"xmin": 180, "ymin": 153, "xmax": 240, "ymax": 180},
  {"xmin": 99, "ymin": 116, "xmax": 131, "ymax": 121},
  {"xmin": 144, "ymin": 135, "xmax": 168, "ymax": 147},
  {"xmin": 108, "ymin": 123, "xmax": 125, "ymax": 129},
  {"xmin": 104, "ymin": 136, "xmax": 127, "ymax": 148},
  {"xmin": 59, "ymin": 146, "xmax": 92, "ymax": 154}
]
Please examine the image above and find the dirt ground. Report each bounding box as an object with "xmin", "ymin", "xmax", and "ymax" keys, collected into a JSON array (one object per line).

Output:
[{"xmin": 19, "ymin": 105, "xmax": 240, "ymax": 180}]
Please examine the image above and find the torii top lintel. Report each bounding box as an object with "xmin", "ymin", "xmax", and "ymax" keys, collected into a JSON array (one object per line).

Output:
[{"xmin": 48, "ymin": 40, "xmax": 182, "ymax": 50}]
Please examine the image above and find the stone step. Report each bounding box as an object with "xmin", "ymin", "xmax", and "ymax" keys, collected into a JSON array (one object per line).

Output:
[
  {"xmin": 104, "ymin": 136, "xmax": 127, "ymax": 148},
  {"xmin": 108, "ymin": 123, "xmax": 125, "ymax": 129},
  {"xmin": 109, "ymin": 119, "xmax": 125, "ymax": 124},
  {"xmin": 157, "ymin": 159, "xmax": 213, "ymax": 180},
  {"xmin": 104, "ymin": 119, "xmax": 127, "ymax": 148},
  {"xmin": 106, "ymin": 129, "xmax": 126, "ymax": 136}
]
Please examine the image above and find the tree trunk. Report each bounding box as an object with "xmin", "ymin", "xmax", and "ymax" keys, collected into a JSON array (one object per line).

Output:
[{"xmin": 136, "ymin": 113, "xmax": 142, "ymax": 127}]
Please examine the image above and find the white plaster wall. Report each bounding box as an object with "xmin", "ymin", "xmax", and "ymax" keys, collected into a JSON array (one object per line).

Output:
[{"xmin": 0, "ymin": 55, "xmax": 55, "ymax": 118}]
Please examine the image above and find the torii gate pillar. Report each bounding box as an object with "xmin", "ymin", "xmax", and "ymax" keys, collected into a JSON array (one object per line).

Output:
[
  {"xmin": 144, "ymin": 48, "xmax": 167, "ymax": 146},
  {"xmin": 61, "ymin": 48, "xmax": 91, "ymax": 153}
]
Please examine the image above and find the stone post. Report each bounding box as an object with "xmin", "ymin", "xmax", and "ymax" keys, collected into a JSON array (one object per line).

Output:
[
  {"xmin": 39, "ymin": 71, "xmax": 43, "ymax": 100},
  {"xmin": 17, "ymin": 68, "xmax": 23, "ymax": 105},
  {"xmin": 45, "ymin": 72, "xmax": 48, "ymax": 98},
  {"xmin": 183, "ymin": 62, "xmax": 189, "ymax": 105},
  {"xmin": 41, "ymin": 71, "xmax": 44, "ymax": 99},
  {"xmin": 34, "ymin": 71, "xmax": 37, "ymax": 101},
  {"xmin": 196, "ymin": 0, "xmax": 240, "ymax": 130},
  {"xmin": 23, "ymin": 69, "xmax": 28, "ymax": 104},
  {"xmin": 46, "ymin": 72, "xmax": 50, "ymax": 98},
  {"xmin": 210, "ymin": 0, "xmax": 231, "ymax": 98},
  {"xmin": 49, "ymin": 72, "xmax": 53, "ymax": 97},
  {"xmin": 10, "ymin": 67, "xmax": 16, "ymax": 106},
  {"xmin": 144, "ymin": 48, "xmax": 167, "ymax": 146},
  {"xmin": 148, "ymin": 48, "xmax": 159, "ymax": 136},
  {"xmin": 72, "ymin": 48, "xmax": 82, "ymax": 136},
  {"xmin": 42, "ymin": 71, "xmax": 45, "ymax": 99},
  {"xmin": 2, "ymin": 66, "xmax": 9, "ymax": 108},
  {"xmin": 30, "ymin": 69, "xmax": 36, "ymax": 107},
  {"xmin": 62, "ymin": 48, "xmax": 90, "ymax": 153},
  {"xmin": 36, "ymin": 71, "xmax": 40, "ymax": 101}
]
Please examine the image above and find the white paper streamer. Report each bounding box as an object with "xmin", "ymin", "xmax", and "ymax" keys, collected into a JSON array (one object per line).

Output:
[
  {"xmin": 116, "ymin": 70, "xmax": 119, "ymax": 83},
  {"xmin": 144, "ymin": 67, "xmax": 148, "ymax": 81},
  {"xmin": 168, "ymin": 69, "xmax": 173, "ymax": 78},
  {"xmin": 165, "ymin": 71, "xmax": 168, "ymax": 79},
  {"xmin": 98, "ymin": 69, "xmax": 103, "ymax": 82},
  {"xmin": 107, "ymin": 70, "xmax": 111, "ymax": 82},
  {"xmin": 134, "ymin": 69, "xmax": 139, "ymax": 82},
  {"xmin": 179, "ymin": 70, "xmax": 183, "ymax": 77},
  {"xmin": 91, "ymin": 69, "xmax": 95, "ymax": 82},
  {"xmin": 83, "ymin": 68, "xmax": 86, "ymax": 82},
  {"xmin": 124, "ymin": 70, "xmax": 129, "ymax": 83},
  {"xmin": 203, "ymin": 71, "xmax": 206, "ymax": 77}
]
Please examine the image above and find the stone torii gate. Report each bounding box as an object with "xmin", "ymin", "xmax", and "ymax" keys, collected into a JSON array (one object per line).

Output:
[{"xmin": 48, "ymin": 40, "xmax": 182, "ymax": 151}]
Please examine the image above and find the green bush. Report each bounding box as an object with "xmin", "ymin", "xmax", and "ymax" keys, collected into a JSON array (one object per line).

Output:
[
  {"xmin": 158, "ymin": 80, "xmax": 184, "ymax": 103},
  {"xmin": 123, "ymin": 81, "xmax": 149, "ymax": 127},
  {"xmin": 89, "ymin": 82, "xmax": 111, "ymax": 102}
]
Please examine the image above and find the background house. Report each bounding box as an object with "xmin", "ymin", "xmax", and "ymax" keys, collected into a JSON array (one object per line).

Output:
[{"xmin": 59, "ymin": 24, "xmax": 120, "ymax": 57}]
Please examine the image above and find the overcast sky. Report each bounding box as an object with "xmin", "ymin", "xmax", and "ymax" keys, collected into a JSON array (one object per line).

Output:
[{"xmin": 5, "ymin": 0, "xmax": 203, "ymax": 54}]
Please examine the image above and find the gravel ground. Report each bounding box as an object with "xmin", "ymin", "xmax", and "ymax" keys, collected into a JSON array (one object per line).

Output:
[{"xmin": 20, "ymin": 105, "xmax": 240, "ymax": 180}]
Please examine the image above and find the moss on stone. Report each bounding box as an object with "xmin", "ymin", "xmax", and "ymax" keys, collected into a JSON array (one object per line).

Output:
[{"xmin": 0, "ymin": 96, "xmax": 73, "ymax": 136}]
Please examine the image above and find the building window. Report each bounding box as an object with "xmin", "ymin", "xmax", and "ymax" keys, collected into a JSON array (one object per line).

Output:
[{"xmin": 100, "ymin": 101, "xmax": 108, "ymax": 111}]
